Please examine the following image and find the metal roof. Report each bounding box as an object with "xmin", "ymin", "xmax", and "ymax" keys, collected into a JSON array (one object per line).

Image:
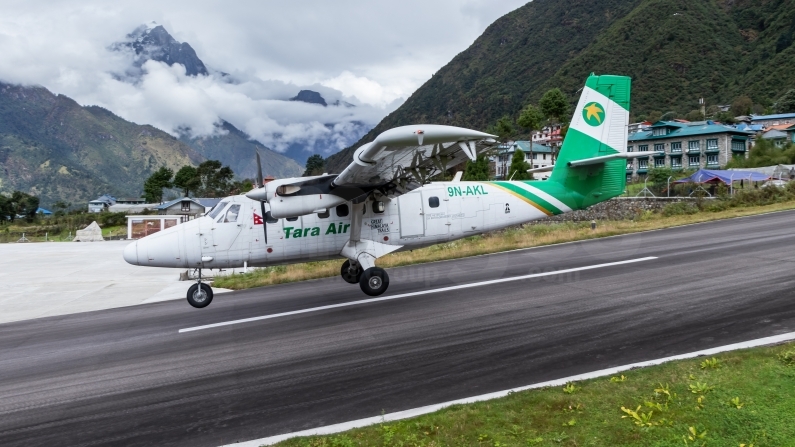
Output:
[
  {"xmin": 497, "ymin": 141, "xmax": 553, "ymax": 154},
  {"xmin": 155, "ymin": 197, "xmax": 204, "ymax": 210},
  {"xmin": 750, "ymin": 113, "xmax": 795, "ymax": 121},
  {"xmin": 629, "ymin": 121, "xmax": 754, "ymax": 142}
]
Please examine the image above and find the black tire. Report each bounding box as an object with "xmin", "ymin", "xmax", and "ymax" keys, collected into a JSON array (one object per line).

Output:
[
  {"xmin": 187, "ymin": 283, "xmax": 214, "ymax": 308},
  {"xmin": 359, "ymin": 267, "xmax": 389, "ymax": 296},
  {"xmin": 341, "ymin": 260, "xmax": 362, "ymax": 284}
]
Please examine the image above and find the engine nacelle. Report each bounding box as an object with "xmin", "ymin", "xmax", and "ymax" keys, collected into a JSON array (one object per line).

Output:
[{"xmin": 269, "ymin": 194, "xmax": 347, "ymax": 218}]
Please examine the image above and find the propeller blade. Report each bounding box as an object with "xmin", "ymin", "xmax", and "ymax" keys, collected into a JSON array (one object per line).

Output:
[
  {"xmin": 255, "ymin": 150, "xmax": 264, "ymax": 187},
  {"xmin": 260, "ymin": 201, "xmax": 268, "ymax": 244}
]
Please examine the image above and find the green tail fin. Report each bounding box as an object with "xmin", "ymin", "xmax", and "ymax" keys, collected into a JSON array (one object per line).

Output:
[{"xmin": 549, "ymin": 74, "xmax": 631, "ymax": 208}]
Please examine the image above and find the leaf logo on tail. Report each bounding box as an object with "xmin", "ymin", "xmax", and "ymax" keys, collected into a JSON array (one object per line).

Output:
[{"xmin": 582, "ymin": 102, "xmax": 605, "ymax": 126}]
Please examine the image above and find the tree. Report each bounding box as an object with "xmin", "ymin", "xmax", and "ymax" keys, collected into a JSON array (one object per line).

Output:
[
  {"xmin": 303, "ymin": 154, "xmax": 326, "ymax": 176},
  {"xmin": 731, "ymin": 96, "xmax": 753, "ymax": 116},
  {"xmin": 507, "ymin": 148, "xmax": 530, "ymax": 181},
  {"xmin": 462, "ymin": 155, "xmax": 490, "ymax": 181},
  {"xmin": 173, "ymin": 166, "xmax": 200, "ymax": 197},
  {"xmin": 0, "ymin": 191, "xmax": 40, "ymax": 222},
  {"xmin": 646, "ymin": 111, "xmax": 663, "ymax": 123},
  {"xmin": 488, "ymin": 115, "xmax": 515, "ymax": 141},
  {"xmin": 517, "ymin": 104, "xmax": 545, "ymax": 132},
  {"xmin": 143, "ymin": 166, "xmax": 173, "ymax": 203},
  {"xmin": 774, "ymin": 89, "xmax": 795, "ymax": 114},
  {"xmin": 539, "ymin": 88, "xmax": 570, "ymax": 124},
  {"xmin": 685, "ymin": 109, "xmax": 705, "ymax": 121},
  {"xmin": 195, "ymin": 160, "xmax": 234, "ymax": 197}
]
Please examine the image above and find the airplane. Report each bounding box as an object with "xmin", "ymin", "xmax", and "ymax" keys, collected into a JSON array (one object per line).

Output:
[{"xmin": 124, "ymin": 73, "xmax": 645, "ymax": 308}]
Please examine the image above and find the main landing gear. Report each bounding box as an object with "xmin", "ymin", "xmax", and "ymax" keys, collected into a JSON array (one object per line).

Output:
[
  {"xmin": 187, "ymin": 269, "xmax": 214, "ymax": 308},
  {"xmin": 341, "ymin": 259, "xmax": 390, "ymax": 296}
]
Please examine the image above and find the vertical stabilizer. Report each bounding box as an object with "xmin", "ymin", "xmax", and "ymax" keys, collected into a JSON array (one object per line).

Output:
[{"xmin": 549, "ymin": 74, "xmax": 631, "ymax": 208}]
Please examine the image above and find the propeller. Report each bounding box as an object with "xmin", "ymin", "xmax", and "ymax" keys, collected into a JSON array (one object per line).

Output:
[{"xmin": 255, "ymin": 150, "xmax": 267, "ymax": 244}]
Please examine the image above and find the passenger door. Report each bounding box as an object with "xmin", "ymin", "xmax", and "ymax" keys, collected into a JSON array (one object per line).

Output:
[
  {"xmin": 398, "ymin": 192, "xmax": 424, "ymax": 238},
  {"xmin": 422, "ymin": 190, "xmax": 449, "ymax": 241}
]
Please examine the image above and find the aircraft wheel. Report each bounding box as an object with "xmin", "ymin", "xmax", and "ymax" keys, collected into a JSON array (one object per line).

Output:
[
  {"xmin": 341, "ymin": 260, "xmax": 362, "ymax": 284},
  {"xmin": 187, "ymin": 283, "xmax": 214, "ymax": 308},
  {"xmin": 359, "ymin": 267, "xmax": 389, "ymax": 296}
]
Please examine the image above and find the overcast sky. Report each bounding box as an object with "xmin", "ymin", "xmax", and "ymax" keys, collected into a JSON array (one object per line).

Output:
[{"xmin": 0, "ymin": 0, "xmax": 528, "ymax": 152}]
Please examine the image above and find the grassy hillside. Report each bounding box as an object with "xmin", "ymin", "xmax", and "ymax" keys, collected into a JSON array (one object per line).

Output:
[
  {"xmin": 327, "ymin": 0, "xmax": 795, "ymax": 172},
  {"xmin": 0, "ymin": 83, "xmax": 204, "ymax": 206},
  {"xmin": 0, "ymin": 83, "xmax": 301, "ymax": 207}
]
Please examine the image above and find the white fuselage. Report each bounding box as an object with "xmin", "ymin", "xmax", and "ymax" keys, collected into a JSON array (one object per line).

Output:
[{"xmin": 123, "ymin": 181, "xmax": 555, "ymax": 270}]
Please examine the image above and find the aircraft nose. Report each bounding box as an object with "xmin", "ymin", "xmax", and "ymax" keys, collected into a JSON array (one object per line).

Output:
[{"xmin": 123, "ymin": 241, "xmax": 139, "ymax": 265}]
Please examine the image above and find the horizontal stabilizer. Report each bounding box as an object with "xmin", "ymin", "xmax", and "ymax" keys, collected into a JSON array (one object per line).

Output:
[
  {"xmin": 567, "ymin": 151, "xmax": 661, "ymax": 168},
  {"xmin": 527, "ymin": 165, "xmax": 554, "ymax": 173}
]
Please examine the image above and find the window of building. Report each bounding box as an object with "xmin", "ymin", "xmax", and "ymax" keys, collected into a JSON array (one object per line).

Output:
[
  {"xmin": 706, "ymin": 139, "xmax": 719, "ymax": 150},
  {"xmin": 655, "ymin": 157, "xmax": 666, "ymax": 168},
  {"xmin": 671, "ymin": 156, "xmax": 682, "ymax": 168},
  {"xmin": 731, "ymin": 139, "xmax": 747, "ymax": 152},
  {"xmin": 372, "ymin": 201, "xmax": 385, "ymax": 214},
  {"xmin": 638, "ymin": 159, "xmax": 648, "ymax": 169},
  {"xmin": 627, "ymin": 145, "xmax": 634, "ymax": 152},
  {"xmin": 181, "ymin": 200, "xmax": 191, "ymax": 212},
  {"xmin": 688, "ymin": 155, "xmax": 700, "ymax": 166},
  {"xmin": 653, "ymin": 127, "xmax": 668, "ymax": 136},
  {"xmin": 626, "ymin": 160, "xmax": 633, "ymax": 169},
  {"xmin": 626, "ymin": 174, "xmax": 632, "ymax": 183},
  {"xmin": 207, "ymin": 201, "xmax": 228, "ymax": 219},
  {"xmin": 670, "ymin": 142, "xmax": 682, "ymax": 153},
  {"xmin": 317, "ymin": 209, "xmax": 330, "ymax": 218},
  {"xmin": 533, "ymin": 153, "xmax": 538, "ymax": 159},
  {"xmin": 688, "ymin": 140, "xmax": 700, "ymax": 151},
  {"xmin": 706, "ymin": 154, "xmax": 719, "ymax": 165},
  {"xmin": 654, "ymin": 143, "xmax": 665, "ymax": 152},
  {"xmin": 336, "ymin": 204, "xmax": 349, "ymax": 217},
  {"xmin": 543, "ymin": 154, "xmax": 547, "ymax": 160},
  {"xmin": 428, "ymin": 196, "xmax": 440, "ymax": 208},
  {"xmin": 639, "ymin": 144, "xmax": 649, "ymax": 152}
]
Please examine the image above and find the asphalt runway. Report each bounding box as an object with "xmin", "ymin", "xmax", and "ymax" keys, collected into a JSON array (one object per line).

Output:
[{"xmin": 2, "ymin": 211, "xmax": 795, "ymax": 447}]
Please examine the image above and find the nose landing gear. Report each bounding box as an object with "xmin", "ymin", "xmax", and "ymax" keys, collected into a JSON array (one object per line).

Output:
[{"xmin": 187, "ymin": 269, "xmax": 214, "ymax": 308}]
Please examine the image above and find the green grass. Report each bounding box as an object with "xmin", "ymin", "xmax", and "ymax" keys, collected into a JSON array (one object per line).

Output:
[{"xmin": 273, "ymin": 342, "xmax": 795, "ymax": 447}]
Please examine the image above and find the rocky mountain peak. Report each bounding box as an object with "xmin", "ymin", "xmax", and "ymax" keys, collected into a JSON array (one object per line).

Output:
[
  {"xmin": 116, "ymin": 23, "xmax": 209, "ymax": 77},
  {"xmin": 290, "ymin": 90, "xmax": 327, "ymax": 106}
]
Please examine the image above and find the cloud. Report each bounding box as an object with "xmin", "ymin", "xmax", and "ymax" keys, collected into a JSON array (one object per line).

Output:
[{"xmin": 0, "ymin": 0, "xmax": 529, "ymax": 153}]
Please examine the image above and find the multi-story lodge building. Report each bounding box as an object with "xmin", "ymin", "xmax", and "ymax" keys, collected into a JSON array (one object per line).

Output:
[
  {"xmin": 493, "ymin": 141, "xmax": 555, "ymax": 180},
  {"xmin": 626, "ymin": 121, "xmax": 754, "ymax": 180}
]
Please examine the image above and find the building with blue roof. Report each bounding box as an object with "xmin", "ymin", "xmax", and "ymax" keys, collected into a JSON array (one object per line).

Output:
[
  {"xmin": 748, "ymin": 113, "xmax": 795, "ymax": 128},
  {"xmin": 626, "ymin": 121, "xmax": 754, "ymax": 180},
  {"xmin": 493, "ymin": 141, "xmax": 556, "ymax": 180}
]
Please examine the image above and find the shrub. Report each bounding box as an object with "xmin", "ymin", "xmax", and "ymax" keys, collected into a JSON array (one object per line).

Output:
[{"xmin": 662, "ymin": 201, "xmax": 699, "ymax": 216}]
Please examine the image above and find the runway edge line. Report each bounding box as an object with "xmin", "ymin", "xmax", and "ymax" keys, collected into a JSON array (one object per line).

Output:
[
  {"xmin": 181, "ymin": 257, "xmax": 657, "ymax": 333},
  {"xmin": 223, "ymin": 330, "xmax": 795, "ymax": 446}
]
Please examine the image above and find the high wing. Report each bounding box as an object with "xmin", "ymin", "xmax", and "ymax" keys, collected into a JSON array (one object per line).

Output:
[{"xmin": 331, "ymin": 124, "xmax": 497, "ymax": 196}]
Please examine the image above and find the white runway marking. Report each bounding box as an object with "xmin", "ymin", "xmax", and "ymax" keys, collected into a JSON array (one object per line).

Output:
[
  {"xmin": 223, "ymin": 330, "xmax": 795, "ymax": 447},
  {"xmin": 179, "ymin": 256, "xmax": 657, "ymax": 333}
]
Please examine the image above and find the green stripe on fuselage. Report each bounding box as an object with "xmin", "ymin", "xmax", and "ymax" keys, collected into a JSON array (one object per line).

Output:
[{"xmin": 489, "ymin": 181, "xmax": 563, "ymax": 215}]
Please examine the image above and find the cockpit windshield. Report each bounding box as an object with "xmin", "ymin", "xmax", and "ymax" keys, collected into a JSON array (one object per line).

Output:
[{"xmin": 207, "ymin": 201, "xmax": 229, "ymax": 220}]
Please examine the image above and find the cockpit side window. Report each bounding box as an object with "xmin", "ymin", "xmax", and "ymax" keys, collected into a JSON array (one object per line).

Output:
[
  {"xmin": 208, "ymin": 201, "xmax": 228, "ymax": 219},
  {"xmin": 224, "ymin": 204, "xmax": 241, "ymax": 223}
]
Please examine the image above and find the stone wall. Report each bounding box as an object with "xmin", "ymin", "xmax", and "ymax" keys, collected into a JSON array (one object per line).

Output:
[{"xmin": 536, "ymin": 197, "xmax": 705, "ymax": 223}]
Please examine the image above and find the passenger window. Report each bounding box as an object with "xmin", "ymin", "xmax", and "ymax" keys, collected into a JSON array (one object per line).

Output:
[
  {"xmin": 372, "ymin": 201, "xmax": 385, "ymax": 214},
  {"xmin": 224, "ymin": 204, "xmax": 241, "ymax": 223},
  {"xmin": 336, "ymin": 204, "xmax": 349, "ymax": 217},
  {"xmin": 208, "ymin": 201, "xmax": 228, "ymax": 219},
  {"xmin": 286, "ymin": 216, "xmax": 298, "ymax": 222},
  {"xmin": 428, "ymin": 196, "xmax": 440, "ymax": 208},
  {"xmin": 317, "ymin": 209, "xmax": 330, "ymax": 219},
  {"xmin": 265, "ymin": 211, "xmax": 278, "ymax": 224}
]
